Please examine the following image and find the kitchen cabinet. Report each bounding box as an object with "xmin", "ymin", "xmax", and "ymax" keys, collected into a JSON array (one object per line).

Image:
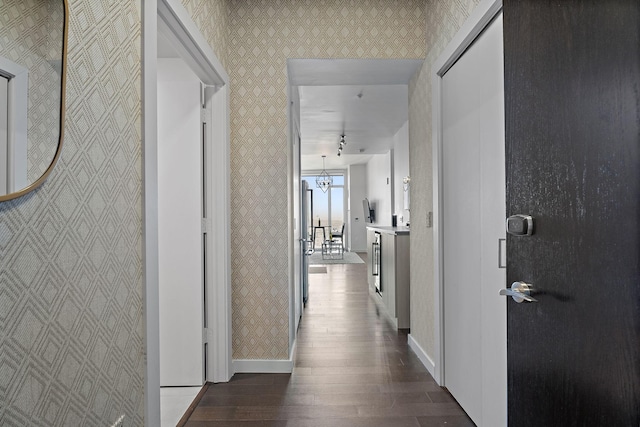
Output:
[{"xmin": 366, "ymin": 226, "xmax": 410, "ymax": 329}]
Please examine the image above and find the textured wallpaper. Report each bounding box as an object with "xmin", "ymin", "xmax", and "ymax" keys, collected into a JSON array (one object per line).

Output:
[
  {"xmin": 408, "ymin": 61, "xmax": 432, "ymax": 352},
  {"xmin": 0, "ymin": 0, "xmax": 144, "ymax": 425},
  {"xmin": 408, "ymin": 0, "xmax": 482, "ymax": 358},
  {"xmin": 180, "ymin": 0, "xmax": 229, "ymax": 68},
  {"xmin": 0, "ymin": 0, "xmax": 64, "ymax": 184},
  {"xmin": 227, "ymin": 0, "xmax": 426, "ymax": 360}
]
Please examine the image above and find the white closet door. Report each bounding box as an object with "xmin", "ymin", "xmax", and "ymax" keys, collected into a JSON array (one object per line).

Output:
[
  {"xmin": 158, "ymin": 58, "xmax": 204, "ymax": 387},
  {"xmin": 442, "ymin": 14, "xmax": 506, "ymax": 427}
]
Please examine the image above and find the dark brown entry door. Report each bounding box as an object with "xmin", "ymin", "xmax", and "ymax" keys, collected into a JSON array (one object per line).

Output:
[{"xmin": 503, "ymin": 1, "xmax": 640, "ymax": 426}]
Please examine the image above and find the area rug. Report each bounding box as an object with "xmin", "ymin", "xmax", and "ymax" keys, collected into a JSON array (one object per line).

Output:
[
  {"xmin": 308, "ymin": 251, "xmax": 365, "ymax": 265},
  {"xmin": 309, "ymin": 266, "xmax": 327, "ymax": 274}
]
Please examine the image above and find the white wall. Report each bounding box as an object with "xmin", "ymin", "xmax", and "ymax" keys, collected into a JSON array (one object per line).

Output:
[
  {"xmin": 348, "ymin": 163, "xmax": 367, "ymax": 251},
  {"xmin": 157, "ymin": 58, "xmax": 203, "ymax": 386},
  {"xmin": 393, "ymin": 121, "xmax": 410, "ymax": 225},
  {"xmin": 366, "ymin": 151, "xmax": 393, "ymax": 226}
]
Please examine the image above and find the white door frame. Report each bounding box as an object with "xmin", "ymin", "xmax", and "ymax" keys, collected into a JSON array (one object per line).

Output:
[
  {"xmin": 289, "ymin": 83, "xmax": 302, "ymax": 348},
  {"xmin": 431, "ymin": 0, "xmax": 503, "ymax": 386},
  {"xmin": 0, "ymin": 57, "xmax": 28, "ymax": 194},
  {"xmin": 143, "ymin": 0, "xmax": 232, "ymax": 424}
]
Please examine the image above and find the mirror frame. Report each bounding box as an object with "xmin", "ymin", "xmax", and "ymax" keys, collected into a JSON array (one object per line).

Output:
[{"xmin": 0, "ymin": 0, "xmax": 68, "ymax": 202}]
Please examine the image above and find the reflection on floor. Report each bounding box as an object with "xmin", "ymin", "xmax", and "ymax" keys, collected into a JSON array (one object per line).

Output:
[
  {"xmin": 181, "ymin": 252, "xmax": 474, "ymax": 426},
  {"xmin": 308, "ymin": 265, "xmax": 327, "ymax": 274},
  {"xmin": 160, "ymin": 386, "xmax": 201, "ymax": 426}
]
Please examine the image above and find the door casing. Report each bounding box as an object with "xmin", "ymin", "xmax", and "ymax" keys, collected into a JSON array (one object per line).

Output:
[
  {"xmin": 0, "ymin": 57, "xmax": 28, "ymax": 194},
  {"xmin": 143, "ymin": 0, "xmax": 232, "ymax": 424},
  {"xmin": 432, "ymin": 0, "xmax": 504, "ymax": 386},
  {"xmin": 430, "ymin": 2, "xmax": 507, "ymax": 426},
  {"xmin": 440, "ymin": 11, "xmax": 506, "ymax": 426}
]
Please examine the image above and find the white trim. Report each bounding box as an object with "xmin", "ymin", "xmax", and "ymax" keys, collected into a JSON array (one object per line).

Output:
[
  {"xmin": 432, "ymin": 0, "xmax": 503, "ymax": 76},
  {"xmin": 301, "ymin": 168, "xmax": 347, "ymax": 177},
  {"xmin": 0, "ymin": 56, "xmax": 28, "ymax": 193},
  {"xmin": 144, "ymin": 0, "xmax": 232, "ymax": 423},
  {"xmin": 142, "ymin": 1, "xmax": 161, "ymax": 425},
  {"xmin": 157, "ymin": 0, "xmax": 228, "ymax": 84},
  {"xmin": 431, "ymin": 0, "xmax": 503, "ymax": 388},
  {"xmin": 233, "ymin": 356, "xmax": 294, "ymax": 374},
  {"xmin": 206, "ymin": 83, "xmax": 232, "ymax": 383},
  {"xmin": 431, "ymin": 65, "xmax": 444, "ymax": 387},
  {"xmin": 408, "ymin": 334, "xmax": 436, "ymax": 379},
  {"xmin": 287, "ymin": 80, "xmax": 296, "ymax": 358}
]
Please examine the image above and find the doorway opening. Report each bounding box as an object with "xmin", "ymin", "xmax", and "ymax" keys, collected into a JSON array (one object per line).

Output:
[
  {"xmin": 287, "ymin": 58, "xmax": 423, "ymax": 356},
  {"xmin": 143, "ymin": 0, "xmax": 231, "ymax": 425},
  {"xmin": 156, "ymin": 54, "xmax": 206, "ymax": 425}
]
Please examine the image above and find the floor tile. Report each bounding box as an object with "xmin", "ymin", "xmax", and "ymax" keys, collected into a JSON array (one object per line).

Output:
[{"xmin": 161, "ymin": 386, "xmax": 202, "ymax": 426}]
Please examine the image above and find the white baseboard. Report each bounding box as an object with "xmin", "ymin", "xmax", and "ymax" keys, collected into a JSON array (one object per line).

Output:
[
  {"xmin": 233, "ymin": 355, "xmax": 294, "ymax": 374},
  {"xmin": 234, "ymin": 336, "xmax": 297, "ymax": 374},
  {"xmin": 408, "ymin": 334, "xmax": 436, "ymax": 379},
  {"xmin": 290, "ymin": 337, "xmax": 297, "ymax": 364}
]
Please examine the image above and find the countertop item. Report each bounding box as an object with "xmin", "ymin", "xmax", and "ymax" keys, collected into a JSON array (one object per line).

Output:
[{"xmin": 366, "ymin": 225, "xmax": 410, "ymax": 235}]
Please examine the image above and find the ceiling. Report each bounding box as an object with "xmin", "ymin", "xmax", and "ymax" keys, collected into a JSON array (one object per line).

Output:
[
  {"xmin": 290, "ymin": 59, "xmax": 423, "ymax": 170},
  {"xmin": 299, "ymin": 84, "xmax": 408, "ymax": 168}
]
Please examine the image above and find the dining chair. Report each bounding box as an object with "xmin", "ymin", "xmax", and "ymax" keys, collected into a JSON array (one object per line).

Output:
[{"xmin": 330, "ymin": 223, "xmax": 345, "ymax": 250}]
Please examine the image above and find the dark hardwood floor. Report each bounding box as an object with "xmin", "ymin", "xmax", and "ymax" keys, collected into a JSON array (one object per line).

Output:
[{"xmin": 183, "ymin": 254, "xmax": 474, "ymax": 426}]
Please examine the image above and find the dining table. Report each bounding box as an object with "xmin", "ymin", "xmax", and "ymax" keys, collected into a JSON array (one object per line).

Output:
[{"xmin": 312, "ymin": 225, "xmax": 329, "ymax": 246}]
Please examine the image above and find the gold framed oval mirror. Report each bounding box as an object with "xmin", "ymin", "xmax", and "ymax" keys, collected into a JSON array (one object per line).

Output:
[{"xmin": 0, "ymin": 0, "xmax": 68, "ymax": 202}]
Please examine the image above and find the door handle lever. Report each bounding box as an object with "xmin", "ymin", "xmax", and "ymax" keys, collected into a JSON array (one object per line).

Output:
[
  {"xmin": 499, "ymin": 281, "xmax": 537, "ymax": 303},
  {"xmin": 300, "ymin": 239, "xmax": 314, "ymax": 255}
]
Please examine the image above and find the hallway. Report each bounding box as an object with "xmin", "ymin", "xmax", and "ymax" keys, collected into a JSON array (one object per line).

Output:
[{"xmin": 182, "ymin": 255, "xmax": 473, "ymax": 426}]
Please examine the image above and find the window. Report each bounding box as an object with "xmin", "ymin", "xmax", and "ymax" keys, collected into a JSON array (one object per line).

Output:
[{"xmin": 303, "ymin": 173, "xmax": 345, "ymax": 247}]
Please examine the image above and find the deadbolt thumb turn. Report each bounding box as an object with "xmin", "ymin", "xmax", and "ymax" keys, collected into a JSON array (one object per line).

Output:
[
  {"xmin": 506, "ymin": 214, "xmax": 534, "ymax": 236},
  {"xmin": 499, "ymin": 281, "xmax": 537, "ymax": 303}
]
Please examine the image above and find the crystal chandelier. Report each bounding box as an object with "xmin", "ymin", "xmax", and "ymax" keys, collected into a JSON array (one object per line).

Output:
[{"xmin": 316, "ymin": 155, "xmax": 332, "ymax": 193}]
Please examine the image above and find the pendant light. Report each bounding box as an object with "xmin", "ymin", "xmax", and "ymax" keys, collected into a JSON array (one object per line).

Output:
[{"xmin": 316, "ymin": 155, "xmax": 332, "ymax": 193}]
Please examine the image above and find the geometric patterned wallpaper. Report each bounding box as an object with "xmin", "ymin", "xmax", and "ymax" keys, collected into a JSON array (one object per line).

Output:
[
  {"xmin": 179, "ymin": 0, "xmax": 229, "ymax": 68},
  {"xmin": 408, "ymin": 60, "xmax": 432, "ymax": 355},
  {"xmin": 226, "ymin": 0, "xmax": 427, "ymax": 359},
  {"xmin": 178, "ymin": 0, "xmax": 479, "ymax": 363},
  {"xmin": 0, "ymin": 0, "xmax": 144, "ymax": 425},
  {"xmin": 0, "ymin": 0, "xmax": 64, "ymax": 184},
  {"xmin": 182, "ymin": 0, "xmax": 428, "ymax": 361},
  {"xmin": 409, "ymin": 0, "xmax": 481, "ymax": 358}
]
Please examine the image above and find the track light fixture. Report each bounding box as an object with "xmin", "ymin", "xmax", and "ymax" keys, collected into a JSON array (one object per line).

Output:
[{"xmin": 337, "ymin": 134, "xmax": 346, "ymax": 156}]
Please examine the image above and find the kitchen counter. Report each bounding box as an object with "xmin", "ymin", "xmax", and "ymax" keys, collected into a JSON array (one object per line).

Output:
[{"xmin": 366, "ymin": 225, "xmax": 410, "ymax": 235}]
